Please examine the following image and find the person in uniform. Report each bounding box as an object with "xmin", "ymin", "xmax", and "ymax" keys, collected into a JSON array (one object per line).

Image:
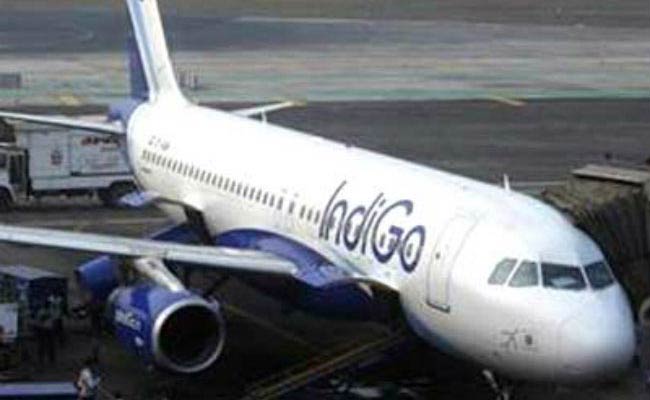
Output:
[
  {"xmin": 33, "ymin": 304, "xmax": 56, "ymax": 365},
  {"xmin": 49, "ymin": 295, "xmax": 65, "ymax": 346},
  {"xmin": 76, "ymin": 358, "xmax": 100, "ymax": 400}
]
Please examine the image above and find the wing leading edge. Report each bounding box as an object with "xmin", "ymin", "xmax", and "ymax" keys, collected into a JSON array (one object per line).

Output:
[
  {"xmin": 0, "ymin": 224, "xmax": 393, "ymax": 290},
  {"xmin": 232, "ymin": 101, "xmax": 305, "ymax": 118},
  {"xmin": 0, "ymin": 224, "xmax": 296, "ymax": 276}
]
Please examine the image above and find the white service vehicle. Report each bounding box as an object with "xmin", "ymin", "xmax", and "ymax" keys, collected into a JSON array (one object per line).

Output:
[{"xmin": 0, "ymin": 124, "xmax": 134, "ymax": 210}]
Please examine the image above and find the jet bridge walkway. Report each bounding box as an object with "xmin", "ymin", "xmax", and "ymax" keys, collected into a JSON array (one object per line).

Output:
[
  {"xmin": 542, "ymin": 163, "xmax": 650, "ymax": 309},
  {"xmin": 240, "ymin": 327, "xmax": 410, "ymax": 400}
]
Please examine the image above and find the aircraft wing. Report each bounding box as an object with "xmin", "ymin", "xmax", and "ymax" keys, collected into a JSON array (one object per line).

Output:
[
  {"xmin": 0, "ymin": 111, "xmax": 124, "ymax": 135},
  {"xmin": 0, "ymin": 224, "xmax": 296, "ymax": 276},
  {"xmin": 232, "ymin": 101, "xmax": 304, "ymax": 118}
]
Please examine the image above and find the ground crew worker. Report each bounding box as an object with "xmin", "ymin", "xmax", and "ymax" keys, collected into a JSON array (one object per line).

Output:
[
  {"xmin": 76, "ymin": 358, "xmax": 100, "ymax": 400},
  {"xmin": 49, "ymin": 294, "xmax": 65, "ymax": 346},
  {"xmin": 33, "ymin": 304, "xmax": 56, "ymax": 365}
]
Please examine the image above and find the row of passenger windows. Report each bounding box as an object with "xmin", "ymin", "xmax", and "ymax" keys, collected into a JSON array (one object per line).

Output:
[
  {"xmin": 141, "ymin": 149, "xmax": 322, "ymax": 225},
  {"xmin": 488, "ymin": 258, "xmax": 614, "ymax": 291}
]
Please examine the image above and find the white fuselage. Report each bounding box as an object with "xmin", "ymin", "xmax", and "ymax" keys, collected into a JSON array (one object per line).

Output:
[{"xmin": 128, "ymin": 100, "xmax": 635, "ymax": 383}]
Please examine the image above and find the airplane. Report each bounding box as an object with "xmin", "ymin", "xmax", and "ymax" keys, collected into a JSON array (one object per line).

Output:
[{"xmin": 0, "ymin": 0, "xmax": 635, "ymax": 388}]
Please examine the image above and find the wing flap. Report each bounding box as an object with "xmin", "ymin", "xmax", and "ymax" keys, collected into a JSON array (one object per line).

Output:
[{"xmin": 0, "ymin": 111, "xmax": 125, "ymax": 135}]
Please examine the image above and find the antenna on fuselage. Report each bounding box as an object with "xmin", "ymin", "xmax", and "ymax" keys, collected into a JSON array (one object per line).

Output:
[{"xmin": 503, "ymin": 174, "xmax": 511, "ymax": 192}]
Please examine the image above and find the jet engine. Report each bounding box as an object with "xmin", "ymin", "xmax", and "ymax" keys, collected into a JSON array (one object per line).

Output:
[{"xmin": 108, "ymin": 284, "xmax": 225, "ymax": 374}]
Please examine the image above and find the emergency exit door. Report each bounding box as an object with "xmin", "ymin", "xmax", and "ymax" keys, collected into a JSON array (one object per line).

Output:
[{"xmin": 427, "ymin": 214, "xmax": 478, "ymax": 312}]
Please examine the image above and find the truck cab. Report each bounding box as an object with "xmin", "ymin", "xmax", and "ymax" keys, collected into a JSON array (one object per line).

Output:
[{"xmin": 0, "ymin": 145, "xmax": 28, "ymax": 210}]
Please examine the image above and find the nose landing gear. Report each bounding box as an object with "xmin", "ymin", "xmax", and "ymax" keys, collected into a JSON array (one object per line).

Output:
[{"xmin": 482, "ymin": 369, "xmax": 513, "ymax": 400}]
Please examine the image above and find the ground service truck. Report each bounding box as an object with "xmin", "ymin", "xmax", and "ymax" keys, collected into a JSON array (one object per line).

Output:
[{"xmin": 0, "ymin": 122, "xmax": 135, "ymax": 211}]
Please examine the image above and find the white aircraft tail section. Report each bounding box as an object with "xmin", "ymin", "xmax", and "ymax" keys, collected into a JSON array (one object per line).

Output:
[{"xmin": 126, "ymin": 0, "xmax": 184, "ymax": 103}]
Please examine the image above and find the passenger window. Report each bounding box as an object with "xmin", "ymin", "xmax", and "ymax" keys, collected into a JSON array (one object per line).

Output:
[
  {"xmin": 243, "ymin": 186, "xmax": 248, "ymax": 197},
  {"xmin": 488, "ymin": 258, "xmax": 517, "ymax": 285},
  {"xmin": 307, "ymin": 209, "xmax": 313, "ymax": 222},
  {"xmin": 299, "ymin": 206, "xmax": 305, "ymax": 219},
  {"xmin": 250, "ymin": 188, "xmax": 256, "ymax": 200},
  {"xmin": 585, "ymin": 261, "xmax": 615, "ymax": 289},
  {"xmin": 218, "ymin": 176, "xmax": 224, "ymax": 189},
  {"xmin": 211, "ymin": 174, "xmax": 217, "ymax": 185},
  {"xmin": 314, "ymin": 211, "xmax": 320, "ymax": 224},
  {"xmin": 542, "ymin": 263, "xmax": 586, "ymax": 290},
  {"xmin": 269, "ymin": 195, "xmax": 275, "ymax": 207},
  {"xmin": 263, "ymin": 192, "xmax": 268, "ymax": 205},
  {"xmin": 277, "ymin": 197, "xmax": 283, "ymax": 210},
  {"xmin": 509, "ymin": 261, "xmax": 539, "ymax": 287},
  {"xmin": 237, "ymin": 183, "xmax": 242, "ymax": 195},
  {"xmin": 288, "ymin": 201, "xmax": 295, "ymax": 214},
  {"xmin": 256, "ymin": 191, "xmax": 262, "ymax": 202}
]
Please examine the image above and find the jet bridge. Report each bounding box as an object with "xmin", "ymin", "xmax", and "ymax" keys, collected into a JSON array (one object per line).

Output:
[{"xmin": 542, "ymin": 164, "xmax": 650, "ymax": 310}]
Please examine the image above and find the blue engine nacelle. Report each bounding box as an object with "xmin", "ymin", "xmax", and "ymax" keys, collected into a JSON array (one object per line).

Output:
[{"xmin": 108, "ymin": 284, "xmax": 225, "ymax": 374}]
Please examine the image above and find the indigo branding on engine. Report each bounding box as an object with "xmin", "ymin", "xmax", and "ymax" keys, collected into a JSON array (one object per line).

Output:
[
  {"xmin": 115, "ymin": 308, "xmax": 143, "ymax": 332},
  {"xmin": 319, "ymin": 181, "xmax": 426, "ymax": 272}
]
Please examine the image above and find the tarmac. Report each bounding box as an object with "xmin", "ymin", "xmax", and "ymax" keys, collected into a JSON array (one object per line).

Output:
[{"xmin": 0, "ymin": 3, "xmax": 648, "ymax": 104}]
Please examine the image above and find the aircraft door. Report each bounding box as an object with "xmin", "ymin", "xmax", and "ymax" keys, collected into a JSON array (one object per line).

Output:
[{"xmin": 427, "ymin": 214, "xmax": 477, "ymax": 312}]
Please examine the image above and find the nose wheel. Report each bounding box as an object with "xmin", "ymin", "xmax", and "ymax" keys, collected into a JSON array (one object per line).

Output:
[{"xmin": 482, "ymin": 369, "xmax": 513, "ymax": 400}]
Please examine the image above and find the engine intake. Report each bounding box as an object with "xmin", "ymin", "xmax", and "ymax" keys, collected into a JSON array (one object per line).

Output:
[{"xmin": 109, "ymin": 284, "xmax": 225, "ymax": 374}]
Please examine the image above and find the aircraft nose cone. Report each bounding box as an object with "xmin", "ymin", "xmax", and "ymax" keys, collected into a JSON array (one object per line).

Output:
[{"xmin": 558, "ymin": 289, "xmax": 635, "ymax": 382}]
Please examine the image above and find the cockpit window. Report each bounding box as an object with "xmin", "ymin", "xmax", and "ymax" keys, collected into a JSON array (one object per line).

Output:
[
  {"xmin": 509, "ymin": 261, "xmax": 539, "ymax": 287},
  {"xmin": 541, "ymin": 263, "xmax": 586, "ymax": 290},
  {"xmin": 488, "ymin": 258, "xmax": 517, "ymax": 285},
  {"xmin": 585, "ymin": 261, "xmax": 615, "ymax": 289}
]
